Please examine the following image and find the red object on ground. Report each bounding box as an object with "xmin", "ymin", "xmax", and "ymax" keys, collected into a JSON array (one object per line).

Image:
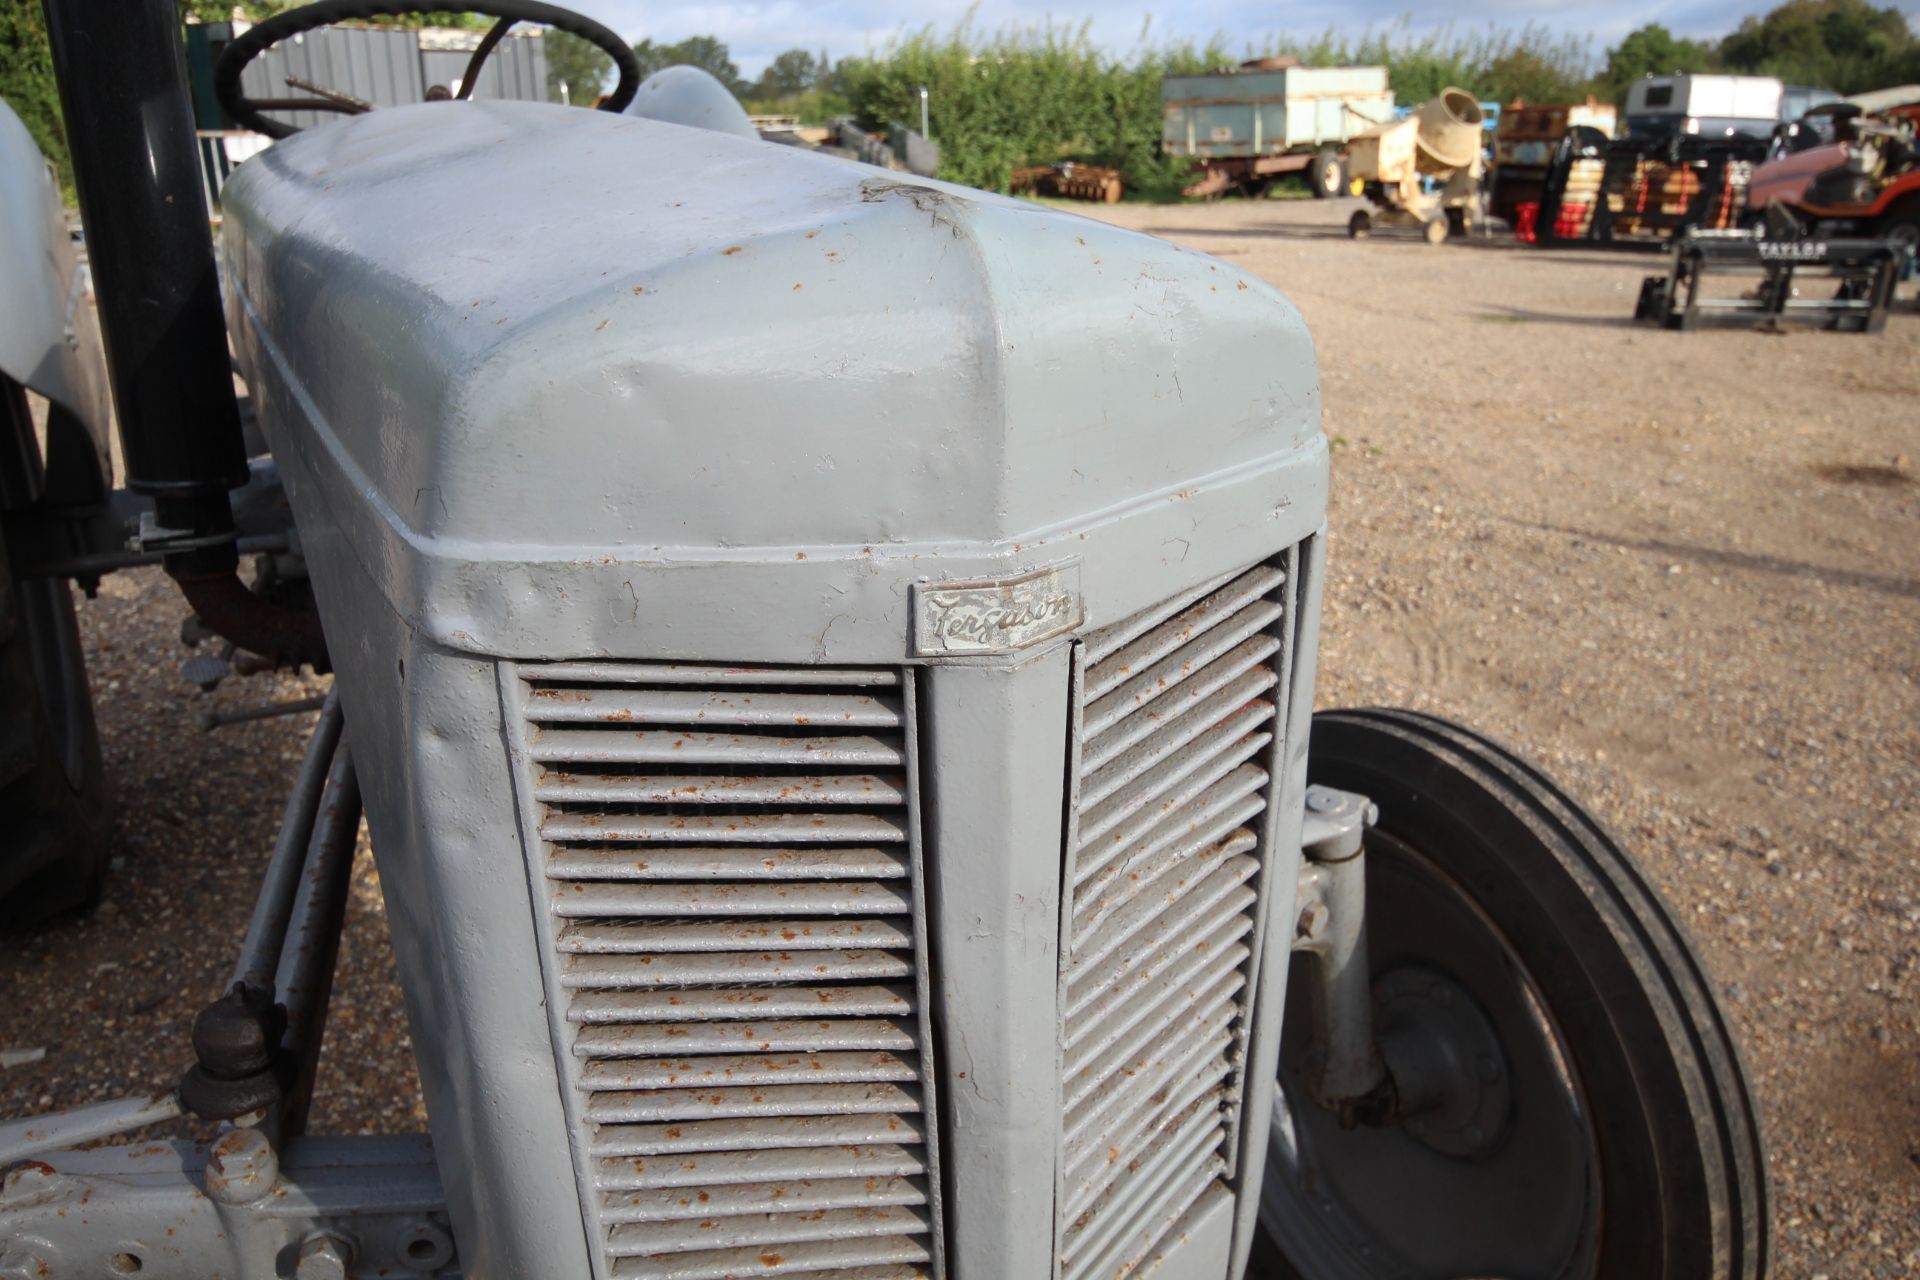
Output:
[
  {"xmin": 1515, "ymin": 201, "xmax": 1540, "ymax": 243},
  {"xmin": 1554, "ymin": 201, "xmax": 1588, "ymax": 238}
]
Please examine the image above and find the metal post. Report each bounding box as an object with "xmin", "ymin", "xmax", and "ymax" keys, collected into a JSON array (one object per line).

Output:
[
  {"xmin": 0, "ymin": 1091, "xmax": 184, "ymax": 1165},
  {"xmin": 918, "ymin": 85, "xmax": 929, "ymax": 139},
  {"xmin": 39, "ymin": 0, "xmax": 248, "ymax": 566},
  {"xmin": 274, "ymin": 744, "xmax": 362, "ymax": 1137},
  {"xmin": 232, "ymin": 692, "xmax": 345, "ymax": 993}
]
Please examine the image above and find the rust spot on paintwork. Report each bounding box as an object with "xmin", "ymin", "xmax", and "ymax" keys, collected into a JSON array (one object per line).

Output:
[
  {"xmin": 595, "ymin": 319, "xmax": 609, "ymax": 331},
  {"xmin": 632, "ymin": 285, "xmax": 646, "ymax": 295},
  {"xmin": 722, "ymin": 246, "xmax": 744, "ymax": 256}
]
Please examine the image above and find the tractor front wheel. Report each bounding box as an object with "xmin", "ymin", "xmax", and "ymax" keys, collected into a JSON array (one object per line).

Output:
[{"xmin": 1256, "ymin": 709, "xmax": 1769, "ymax": 1280}]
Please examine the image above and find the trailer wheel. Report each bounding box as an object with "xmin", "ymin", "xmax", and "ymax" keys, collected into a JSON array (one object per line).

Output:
[
  {"xmin": 1346, "ymin": 210, "xmax": 1372, "ymax": 240},
  {"xmin": 1256, "ymin": 709, "xmax": 1769, "ymax": 1280},
  {"xmin": 1308, "ymin": 150, "xmax": 1345, "ymax": 199}
]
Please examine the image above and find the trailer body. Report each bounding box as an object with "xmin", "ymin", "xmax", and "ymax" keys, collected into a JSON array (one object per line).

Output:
[{"xmin": 1163, "ymin": 65, "xmax": 1394, "ymax": 196}]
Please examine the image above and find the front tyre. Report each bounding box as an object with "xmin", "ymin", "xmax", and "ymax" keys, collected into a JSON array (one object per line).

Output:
[{"xmin": 1257, "ymin": 708, "xmax": 1768, "ymax": 1279}]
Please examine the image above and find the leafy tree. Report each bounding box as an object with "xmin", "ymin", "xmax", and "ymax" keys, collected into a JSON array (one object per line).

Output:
[
  {"xmin": 1717, "ymin": 0, "xmax": 1915, "ymax": 92},
  {"xmin": 1, "ymin": 0, "xmax": 69, "ymax": 192},
  {"xmin": 755, "ymin": 48, "xmax": 820, "ymax": 100},
  {"xmin": 1600, "ymin": 24, "xmax": 1715, "ymax": 98},
  {"xmin": 632, "ymin": 34, "xmax": 744, "ymax": 96},
  {"xmin": 546, "ymin": 27, "xmax": 611, "ymax": 104},
  {"xmin": 1482, "ymin": 47, "xmax": 1583, "ymax": 105},
  {"xmin": 837, "ymin": 20, "xmax": 1226, "ymax": 199},
  {"xmin": 1257, "ymin": 21, "xmax": 1593, "ymax": 107}
]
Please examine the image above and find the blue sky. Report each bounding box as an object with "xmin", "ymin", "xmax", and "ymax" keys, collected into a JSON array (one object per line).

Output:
[{"xmin": 589, "ymin": 2, "xmax": 1918, "ymax": 78}]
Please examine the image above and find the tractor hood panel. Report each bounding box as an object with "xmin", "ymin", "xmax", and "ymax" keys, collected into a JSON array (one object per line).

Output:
[{"xmin": 222, "ymin": 101, "xmax": 1326, "ymax": 661}]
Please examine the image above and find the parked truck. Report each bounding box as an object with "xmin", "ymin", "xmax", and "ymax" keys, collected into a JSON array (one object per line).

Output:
[
  {"xmin": 1, "ymin": 4, "xmax": 1767, "ymax": 1279},
  {"xmin": 1163, "ymin": 58, "xmax": 1395, "ymax": 198}
]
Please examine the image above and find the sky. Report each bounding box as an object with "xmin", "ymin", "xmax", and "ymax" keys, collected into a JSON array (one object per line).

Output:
[{"xmin": 588, "ymin": 1, "xmax": 1919, "ymax": 79}]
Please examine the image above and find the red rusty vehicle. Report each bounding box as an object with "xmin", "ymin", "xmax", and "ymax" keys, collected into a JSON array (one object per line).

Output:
[{"xmin": 1747, "ymin": 88, "xmax": 1920, "ymax": 258}]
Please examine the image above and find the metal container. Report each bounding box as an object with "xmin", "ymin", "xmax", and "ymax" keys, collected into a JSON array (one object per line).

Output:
[
  {"xmin": 1162, "ymin": 65, "xmax": 1393, "ymax": 159},
  {"xmin": 218, "ymin": 99, "xmax": 1326, "ymax": 1280}
]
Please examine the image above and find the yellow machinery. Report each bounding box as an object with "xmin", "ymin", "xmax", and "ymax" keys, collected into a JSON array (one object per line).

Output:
[{"xmin": 1345, "ymin": 88, "xmax": 1486, "ymax": 243}]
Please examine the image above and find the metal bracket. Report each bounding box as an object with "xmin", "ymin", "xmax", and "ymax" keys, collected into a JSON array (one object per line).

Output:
[
  {"xmin": 1300, "ymin": 784, "xmax": 1375, "ymax": 862},
  {"xmin": 132, "ymin": 506, "xmax": 236, "ymax": 556},
  {"xmin": 0, "ymin": 1136, "xmax": 456, "ymax": 1279},
  {"xmin": 1291, "ymin": 785, "xmax": 1392, "ymax": 1125}
]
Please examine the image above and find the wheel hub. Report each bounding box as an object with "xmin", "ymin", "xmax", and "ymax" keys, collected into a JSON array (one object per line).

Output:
[{"xmin": 1373, "ymin": 965, "xmax": 1510, "ymax": 1159}]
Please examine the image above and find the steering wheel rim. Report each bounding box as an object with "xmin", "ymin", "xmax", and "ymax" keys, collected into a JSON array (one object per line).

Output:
[{"xmin": 214, "ymin": 0, "xmax": 641, "ymax": 138}]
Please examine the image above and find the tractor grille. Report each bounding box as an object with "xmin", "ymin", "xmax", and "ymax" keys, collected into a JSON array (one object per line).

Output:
[
  {"xmin": 509, "ymin": 662, "xmax": 942, "ymax": 1280},
  {"xmin": 1056, "ymin": 562, "xmax": 1289, "ymax": 1279}
]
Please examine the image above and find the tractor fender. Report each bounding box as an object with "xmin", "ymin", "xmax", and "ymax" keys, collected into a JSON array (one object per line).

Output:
[{"xmin": 0, "ymin": 101, "xmax": 112, "ymax": 500}]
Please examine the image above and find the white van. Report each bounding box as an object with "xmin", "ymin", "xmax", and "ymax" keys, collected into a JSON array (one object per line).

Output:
[{"xmin": 1623, "ymin": 74, "xmax": 1812, "ymax": 141}]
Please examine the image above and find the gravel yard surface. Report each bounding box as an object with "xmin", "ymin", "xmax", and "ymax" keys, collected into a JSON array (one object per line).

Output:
[{"xmin": 4, "ymin": 194, "xmax": 1916, "ymax": 1275}]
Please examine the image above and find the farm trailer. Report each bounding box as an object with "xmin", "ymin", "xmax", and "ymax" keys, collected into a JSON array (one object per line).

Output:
[{"xmin": 1163, "ymin": 62, "xmax": 1395, "ymax": 199}]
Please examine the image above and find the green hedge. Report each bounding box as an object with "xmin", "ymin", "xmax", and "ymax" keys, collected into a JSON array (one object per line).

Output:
[
  {"xmin": 838, "ymin": 23, "xmax": 1227, "ymax": 201},
  {"xmin": 835, "ymin": 21, "xmax": 1605, "ymax": 199}
]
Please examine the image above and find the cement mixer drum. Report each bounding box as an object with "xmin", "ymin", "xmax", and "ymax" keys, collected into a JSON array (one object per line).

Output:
[
  {"xmin": 1341, "ymin": 87, "xmax": 1489, "ymax": 244},
  {"xmin": 1415, "ymin": 88, "xmax": 1485, "ymax": 171}
]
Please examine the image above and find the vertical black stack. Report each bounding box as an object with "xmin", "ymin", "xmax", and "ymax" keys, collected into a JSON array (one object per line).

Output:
[{"xmin": 40, "ymin": 0, "xmax": 246, "ymax": 571}]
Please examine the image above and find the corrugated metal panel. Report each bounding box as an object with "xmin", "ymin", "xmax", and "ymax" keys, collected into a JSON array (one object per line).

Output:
[
  {"xmin": 236, "ymin": 26, "xmax": 550, "ymax": 134},
  {"xmin": 509, "ymin": 662, "xmax": 942, "ymax": 1280},
  {"xmin": 1055, "ymin": 560, "xmax": 1292, "ymax": 1280},
  {"xmin": 421, "ymin": 32, "xmax": 548, "ymax": 102},
  {"xmin": 238, "ymin": 26, "xmax": 423, "ymax": 133}
]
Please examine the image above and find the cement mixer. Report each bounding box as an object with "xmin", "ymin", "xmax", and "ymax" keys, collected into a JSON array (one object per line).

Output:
[{"xmin": 1345, "ymin": 88, "xmax": 1487, "ymax": 243}]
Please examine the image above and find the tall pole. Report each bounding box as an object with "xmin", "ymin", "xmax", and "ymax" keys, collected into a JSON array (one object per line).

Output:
[{"xmin": 40, "ymin": 0, "xmax": 248, "ymax": 572}]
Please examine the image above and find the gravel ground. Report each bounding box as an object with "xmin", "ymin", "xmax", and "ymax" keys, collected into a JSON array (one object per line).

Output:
[{"xmin": 4, "ymin": 195, "xmax": 1917, "ymax": 1275}]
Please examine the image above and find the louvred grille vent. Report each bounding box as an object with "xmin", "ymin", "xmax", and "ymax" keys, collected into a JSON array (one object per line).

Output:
[
  {"xmin": 1057, "ymin": 562, "xmax": 1289, "ymax": 1279},
  {"xmin": 509, "ymin": 662, "xmax": 942, "ymax": 1280}
]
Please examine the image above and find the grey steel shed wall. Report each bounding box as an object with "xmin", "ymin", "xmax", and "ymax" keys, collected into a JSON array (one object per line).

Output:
[
  {"xmin": 421, "ymin": 37, "xmax": 548, "ymax": 104},
  {"xmin": 238, "ymin": 27, "xmax": 550, "ymax": 133},
  {"xmin": 238, "ymin": 27, "xmax": 423, "ymax": 133}
]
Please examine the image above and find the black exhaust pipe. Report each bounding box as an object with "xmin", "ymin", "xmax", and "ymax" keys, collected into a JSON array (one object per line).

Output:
[
  {"xmin": 40, "ymin": 1, "xmax": 324, "ymax": 666},
  {"xmin": 39, "ymin": 0, "xmax": 247, "ymax": 571}
]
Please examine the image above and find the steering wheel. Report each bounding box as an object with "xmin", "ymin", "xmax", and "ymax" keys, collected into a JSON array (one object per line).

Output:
[{"xmin": 214, "ymin": 0, "xmax": 641, "ymax": 139}]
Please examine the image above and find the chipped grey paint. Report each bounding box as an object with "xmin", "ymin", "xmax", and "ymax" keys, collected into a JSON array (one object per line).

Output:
[
  {"xmin": 0, "ymin": 1136, "xmax": 456, "ymax": 1279},
  {"xmin": 210, "ymin": 99, "xmax": 1329, "ymax": 1278}
]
